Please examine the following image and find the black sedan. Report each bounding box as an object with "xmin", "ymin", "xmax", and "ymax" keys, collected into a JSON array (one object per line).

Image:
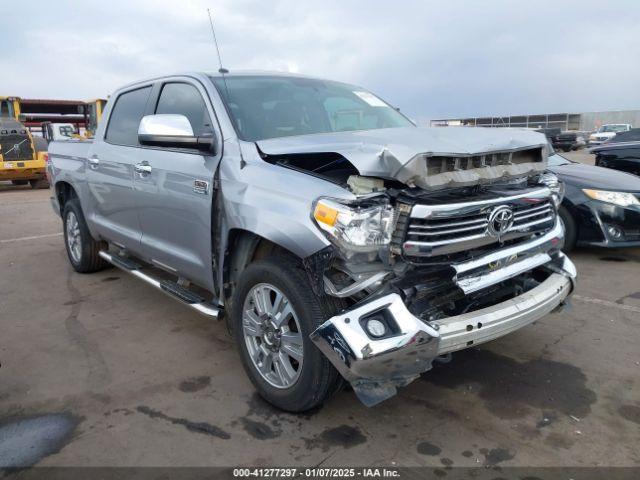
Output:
[
  {"xmin": 591, "ymin": 131, "xmax": 640, "ymax": 176},
  {"xmin": 548, "ymin": 152, "xmax": 640, "ymax": 251}
]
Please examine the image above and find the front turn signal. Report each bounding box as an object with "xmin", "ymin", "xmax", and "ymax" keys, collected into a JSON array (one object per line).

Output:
[{"xmin": 314, "ymin": 202, "xmax": 339, "ymax": 227}]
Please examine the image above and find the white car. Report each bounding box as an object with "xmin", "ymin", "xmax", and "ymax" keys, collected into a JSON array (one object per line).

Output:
[{"xmin": 588, "ymin": 124, "xmax": 632, "ymax": 146}]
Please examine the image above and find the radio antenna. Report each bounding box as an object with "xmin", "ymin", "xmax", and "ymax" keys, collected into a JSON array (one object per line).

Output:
[{"xmin": 207, "ymin": 8, "xmax": 228, "ymax": 74}]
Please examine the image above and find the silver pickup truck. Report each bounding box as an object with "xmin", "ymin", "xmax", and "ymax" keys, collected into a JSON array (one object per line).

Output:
[{"xmin": 48, "ymin": 72, "xmax": 576, "ymax": 411}]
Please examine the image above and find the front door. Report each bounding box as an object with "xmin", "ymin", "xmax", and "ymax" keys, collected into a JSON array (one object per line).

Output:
[{"xmin": 133, "ymin": 80, "xmax": 221, "ymax": 291}]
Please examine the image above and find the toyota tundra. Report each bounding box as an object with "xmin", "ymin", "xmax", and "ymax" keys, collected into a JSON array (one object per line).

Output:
[{"xmin": 48, "ymin": 72, "xmax": 576, "ymax": 411}]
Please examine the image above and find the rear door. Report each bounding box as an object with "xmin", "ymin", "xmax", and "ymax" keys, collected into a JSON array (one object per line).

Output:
[
  {"xmin": 86, "ymin": 85, "xmax": 152, "ymax": 251},
  {"xmin": 132, "ymin": 79, "xmax": 222, "ymax": 291}
]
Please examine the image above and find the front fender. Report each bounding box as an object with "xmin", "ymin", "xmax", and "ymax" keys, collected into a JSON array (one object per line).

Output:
[{"xmin": 219, "ymin": 141, "xmax": 355, "ymax": 259}]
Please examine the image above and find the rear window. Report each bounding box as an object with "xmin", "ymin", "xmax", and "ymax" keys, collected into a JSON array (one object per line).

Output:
[{"xmin": 105, "ymin": 87, "xmax": 152, "ymax": 146}]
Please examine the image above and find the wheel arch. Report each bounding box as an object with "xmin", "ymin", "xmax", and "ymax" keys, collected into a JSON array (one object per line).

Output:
[
  {"xmin": 221, "ymin": 229, "xmax": 300, "ymax": 310},
  {"xmin": 216, "ymin": 228, "xmax": 312, "ymax": 330},
  {"xmin": 54, "ymin": 180, "xmax": 78, "ymax": 216}
]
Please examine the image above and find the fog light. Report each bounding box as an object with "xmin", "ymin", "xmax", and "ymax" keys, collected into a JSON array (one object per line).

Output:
[
  {"xmin": 365, "ymin": 318, "xmax": 387, "ymax": 338},
  {"xmin": 606, "ymin": 225, "xmax": 623, "ymax": 240}
]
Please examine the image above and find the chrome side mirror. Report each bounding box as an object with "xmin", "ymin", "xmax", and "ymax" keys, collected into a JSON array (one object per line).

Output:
[{"xmin": 137, "ymin": 114, "xmax": 215, "ymax": 153}]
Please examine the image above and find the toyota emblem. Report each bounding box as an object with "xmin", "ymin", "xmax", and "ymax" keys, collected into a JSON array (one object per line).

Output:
[{"xmin": 487, "ymin": 206, "xmax": 514, "ymax": 239}]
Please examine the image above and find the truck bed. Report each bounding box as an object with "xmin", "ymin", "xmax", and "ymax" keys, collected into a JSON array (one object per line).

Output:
[{"xmin": 49, "ymin": 139, "xmax": 93, "ymax": 160}]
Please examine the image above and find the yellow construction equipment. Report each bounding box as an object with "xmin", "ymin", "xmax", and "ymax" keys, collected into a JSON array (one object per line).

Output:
[
  {"xmin": 0, "ymin": 97, "xmax": 48, "ymax": 188},
  {"xmin": 0, "ymin": 95, "xmax": 107, "ymax": 187}
]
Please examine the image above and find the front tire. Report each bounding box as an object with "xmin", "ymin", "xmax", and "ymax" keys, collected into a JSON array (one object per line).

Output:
[
  {"xmin": 232, "ymin": 255, "xmax": 343, "ymax": 412},
  {"xmin": 63, "ymin": 198, "xmax": 109, "ymax": 273},
  {"xmin": 559, "ymin": 205, "xmax": 577, "ymax": 252}
]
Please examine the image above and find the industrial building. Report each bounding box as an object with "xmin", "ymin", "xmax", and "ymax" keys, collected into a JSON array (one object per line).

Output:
[{"xmin": 430, "ymin": 109, "xmax": 640, "ymax": 131}]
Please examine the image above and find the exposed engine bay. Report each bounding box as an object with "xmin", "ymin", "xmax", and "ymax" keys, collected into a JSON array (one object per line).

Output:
[{"xmin": 310, "ymin": 173, "xmax": 564, "ymax": 321}]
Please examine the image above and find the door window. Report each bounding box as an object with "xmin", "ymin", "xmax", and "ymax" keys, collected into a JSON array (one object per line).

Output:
[
  {"xmin": 155, "ymin": 83, "xmax": 212, "ymax": 136},
  {"xmin": 105, "ymin": 86, "xmax": 152, "ymax": 146}
]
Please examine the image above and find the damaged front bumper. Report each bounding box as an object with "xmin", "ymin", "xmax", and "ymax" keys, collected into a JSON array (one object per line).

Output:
[{"xmin": 310, "ymin": 245, "xmax": 576, "ymax": 406}]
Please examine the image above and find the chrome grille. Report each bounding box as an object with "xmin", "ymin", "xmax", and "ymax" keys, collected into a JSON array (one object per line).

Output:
[{"xmin": 402, "ymin": 188, "xmax": 556, "ymax": 258}]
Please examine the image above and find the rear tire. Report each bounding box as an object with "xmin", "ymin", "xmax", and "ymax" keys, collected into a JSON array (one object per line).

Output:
[
  {"xmin": 232, "ymin": 255, "xmax": 344, "ymax": 412},
  {"xmin": 63, "ymin": 198, "xmax": 109, "ymax": 273},
  {"xmin": 559, "ymin": 205, "xmax": 577, "ymax": 252},
  {"xmin": 29, "ymin": 178, "xmax": 49, "ymax": 189}
]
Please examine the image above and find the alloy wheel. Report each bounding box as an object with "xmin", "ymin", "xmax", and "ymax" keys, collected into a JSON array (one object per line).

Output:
[
  {"xmin": 66, "ymin": 211, "xmax": 82, "ymax": 263},
  {"xmin": 242, "ymin": 283, "xmax": 304, "ymax": 389}
]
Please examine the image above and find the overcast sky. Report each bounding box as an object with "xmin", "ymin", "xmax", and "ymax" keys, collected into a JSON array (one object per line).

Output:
[{"xmin": 2, "ymin": 0, "xmax": 639, "ymax": 123}]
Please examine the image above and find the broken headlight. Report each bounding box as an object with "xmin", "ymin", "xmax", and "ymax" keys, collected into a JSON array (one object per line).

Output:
[{"xmin": 312, "ymin": 197, "xmax": 395, "ymax": 253}]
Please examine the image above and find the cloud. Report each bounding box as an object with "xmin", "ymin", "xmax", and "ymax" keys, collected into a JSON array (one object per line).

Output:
[{"xmin": 2, "ymin": 0, "xmax": 639, "ymax": 122}]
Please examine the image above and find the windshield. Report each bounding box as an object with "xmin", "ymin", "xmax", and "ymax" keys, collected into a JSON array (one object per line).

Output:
[
  {"xmin": 210, "ymin": 75, "xmax": 414, "ymax": 141},
  {"xmin": 599, "ymin": 124, "xmax": 628, "ymax": 133}
]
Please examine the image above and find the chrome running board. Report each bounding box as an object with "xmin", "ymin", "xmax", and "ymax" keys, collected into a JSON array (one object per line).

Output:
[{"xmin": 98, "ymin": 251, "xmax": 219, "ymax": 319}]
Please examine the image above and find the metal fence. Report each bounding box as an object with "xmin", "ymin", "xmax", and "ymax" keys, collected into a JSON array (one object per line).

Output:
[{"xmin": 430, "ymin": 110, "xmax": 640, "ymax": 131}]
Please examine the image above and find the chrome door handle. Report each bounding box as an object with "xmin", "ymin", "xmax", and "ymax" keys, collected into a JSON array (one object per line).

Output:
[
  {"xmin": 134, "ymin": 163, "xmax": 152, "ymax": 174},
  {"xmin": 88, "ymin": 157, "xmax": 100, "ymax": 168}
]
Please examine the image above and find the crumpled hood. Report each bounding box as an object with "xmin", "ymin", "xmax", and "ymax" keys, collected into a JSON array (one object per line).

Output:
[{"xmin": 257, "ymin": 127, "xmax": 548, "ymax": 189}]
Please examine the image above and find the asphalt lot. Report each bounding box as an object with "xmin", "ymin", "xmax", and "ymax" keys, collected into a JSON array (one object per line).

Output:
[{"xmin": 1, "ymin": 150, "xmax": 639, "ymax": 469}]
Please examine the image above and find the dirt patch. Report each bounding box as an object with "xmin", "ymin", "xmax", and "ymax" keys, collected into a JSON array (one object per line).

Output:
[
  {"xmin": 178, "ymin": 376, "xmax": 211, "ymax": 393},
  {"xmin": 440, "ymin": 457, "xmax": 453, "ymax": 467},
  {"xmin": 304, "ymin": 425, "xmax": 367, "ymax": 451},
  {"xmin": 136, "ymin": 406, "xmax": 230, "ymax": 439},
  {"xmin": 240, "ymin": 418, "xmax": 279, "ymax": 440},
  {"xmin": 619, "ymin": 404, "xmax": 640, "ymax": 425},
  {"xmin": 423, "ymin": 349, "xmax": 597, "ymax": 419},
  {"xmin": 417, "ymin": 441, "xmax": 442, "ymax": 456},
  {"xmin": 479, "ymin": 447, "xmax": 515, "ymax": 465}
]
